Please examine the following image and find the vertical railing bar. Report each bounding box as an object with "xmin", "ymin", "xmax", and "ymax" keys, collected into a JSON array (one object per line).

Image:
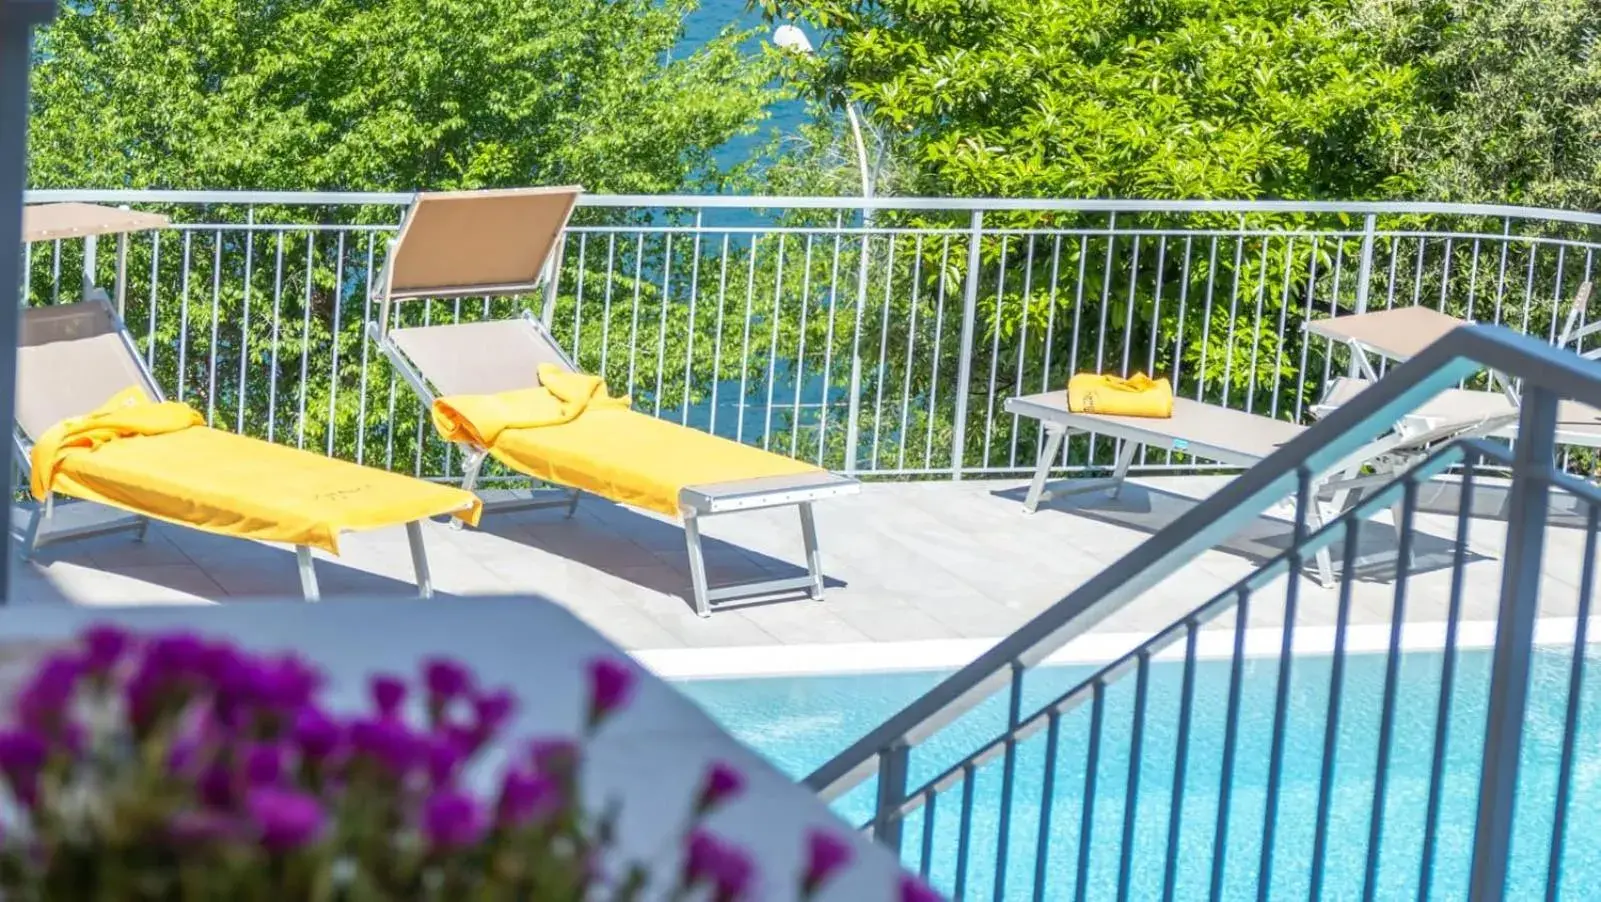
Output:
[
  {"xmin": 981, "ymin": 235, "xmax": 1009, "ymax": 467},
  {"xmin": 918, "ymin": 790, "xmax": 937, "ymax": 880},
  {"xmin": 950, "ymin": 211, "xmax": 984, "ymax": 478},
  {"xmin": 1309, "ymin": 515, "xmax": 1362, "ymax": 900},
  {"xmin": 818, "ymin": 213, "xmax": 844, "ymax": 459},
  {"xmin": 296, "ymin": 232, "xmax": 314, "ymax": 449},
  {"xmin": 1418, "ymin": 461, "xmax": 1477, "ymax": 899},
  {"xmin": 790, "ymin": 234, "xmax": 816, "ymax": 458},
  {"xmin": 762, "ymin": 234, "xmax": 786, "ymax": 450},
  {"xmin": 177, "ymin": 230, "xmax": 192, "ymax": 401},
  {"xmin": 1142, "ymin": 235, "xmax": 1167, "ymax": 468},
  {"xmin": 1245, "ymin": 235, "xmax": 1270, "ymax": 413},
  {"xmin": 1311, "ymin": 237, "xmax": 1336, "ymax": 401},
  {"xmin": 896, "ymin": 234, "xmax": 924, "ymax": 471},
  {"xmin": 355, "ymin": 232, "xmax": 375, "ymax": 465},
  {"xmin": 1493, "ymin": 219, "xmax": 1511, "ymax": 327},
  {"xmin": 1196, "ymin": 236, "xmax": 1219, "ymax": 403},
  {"xmin": 326, "ymin": 231, "xmax": 346, "ymax": 457},
  {"xmin": 443, "ymin": 294, "xmax": 461, "ymax": 477},
  {"xmin": 146, "ymin": 232, "xmax": 160, "ymax": 368},
  {"xmin": 736, "ymin": 234, "xmax": 759, "ymax": 446},
  {"xmin": 266, "ymin": 231, "xmax": 285, "ymax": 442},
  {"xmin": 572, "ymin": 232, "xmax": 589, "ymax": 364},
  {"xmin": 954, "ymin": 764, "xmax": 976, "ymax": 900},
  {"xmin": 1461, "ymin": 237, "xmax": 1484, "ymax": 389},
  {"xmin": 652, "ymin": 232, "xmax": 674, "ymax": 417},
  {"xmin": 1090, "ymin": 216, "xmax": 1117, "ymax": 466},
  {"xmin": 1160, "ymin": 621, "xmax": 1200, "ymax": 902},
  {"xmin": 992, "ymin": 663, "xmax": 1025, "ymax": 901},
  {"xmin": 1031, "ymin": 710, "xmax": 1062, "ymax": 902},
  {"xmin": 869, "ymin": 233, "xmax": 898, "ymax": 468},
  {"xmin": 1547, "ymin": 244, "xmax": 1567, "ymax": 344},
  {"xmin": 1544, "ymin": 503, "xmax": 1598, "ymax": 902},
  {"xmin": 1361, "ymin": 479, "xmax": 1421, "ymax": 902},
  {"xmin": 626, "ymin": 232, "xmax": 645, "ymax": 396},
  {"xmin": 1269, "ymin": 236, "xmax": 1295, "ymax": 420},
  {"xmin": 924, "ymin": 236, "xmax": 952, "ymax": 469},
  {"xmin": 1120, "ymin": 233, "xmax": 1140, "ymax": 379},
  {"xmin": 1219, "ymin": 220, "xmax": 1245, "ymax": 408},
  {"xmin": 1207, "ymin": 588, "xmax": 1252, "ymax": 902},
  {"xmin": 50, "ymin": 238, "xmax": 60, "ymax": 304},
  {"xmin": 598, "ymin": 234, "xmax": 617, "ymax": 377},
  {"xmin": 1411, "ymin": 233, "xmax": 1428, "ymax": 307},
  {"xmin": 1383, "ymin": 233, "xmax": 1402, "ymax": 311},
  {"xmin": 1256, "ymin": 469, "xmax": 1312, "ymax": 901},
  {"xmin": 681, "ymin": 217, "xmax": 702, "ymax": 427},
  {"xmin": 1065, "ymin": 234, "xmax": 1089, "ymax": 469},
  {"xmin": 207, "ymin": 233, "xmax": 222, "ymax": 426},
  {"xmin": 1008, "ymin": 234, "xmax": 1037, "ymax": 469},
  {"xmin": 20, "ymin": 241, "xmax": 29, "ymax": 307},
  {"xmin": 709, "ymin": 234, "xmax": 731, "ymax": 438},
  {"xmin": 1116, "ymin": 652, "xmax": 1151, "ymax": 902},
  {"xmin": 843, "ymin": 221, "xmax": 872, "ymax": 474},
  {"xmin": 1519, "ymin": 239, "xmax": 1537, "ymax": 336},
  {"xmin": 1437, "ymin": 237, "xmax": 1454, "ymax": 312},
  {"xmin": 413, "ymin": 297, "xmax": 432, "ymax": 476},
  {"xmin": 383, "ymin": 292, "xmax": 399, "ymax": 470},
  {"xmin": 1168, "ymin": 236, "xmax": 1193, "ymax": 465},
  {"xmin": 1074, "ymin": 680, "xmax": 1106, "ymax": 902}
]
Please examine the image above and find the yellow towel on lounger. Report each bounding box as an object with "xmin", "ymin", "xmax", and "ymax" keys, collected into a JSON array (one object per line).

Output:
[
  {"xmin": 431, "ymin": 364, "xmax": 632, "ymax": 447},
  {"xmin": 31, "ymin": 387, "xmax": 481, "ymax": 553},
  {"xmin": 1067, "ymin": 372, "xmax": 1174, "ymax": 418}
]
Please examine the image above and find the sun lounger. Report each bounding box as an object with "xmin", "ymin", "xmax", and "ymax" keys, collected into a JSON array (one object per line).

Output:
[
  {"xmin": 14, "ymin": 299, "xmax": 481, "ymax": 600},
  {"xmin": 367, "ymin": 186, "xmax": 860, "ymax": 617}
]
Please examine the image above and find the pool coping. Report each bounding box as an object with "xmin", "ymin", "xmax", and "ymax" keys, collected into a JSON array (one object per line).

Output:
[{"xmin": 636, "ymin": 616, "xmax": 1600, "ymax": 681}]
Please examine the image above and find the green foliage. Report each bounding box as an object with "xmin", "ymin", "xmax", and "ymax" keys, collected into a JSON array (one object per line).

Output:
[
  {"xmin": 29, "ymin": 0, "xmax": 778, "ymax": 193},
  {"xmin": 756, "ymin": 0, "xmax": 1419, "ymax": 200}
]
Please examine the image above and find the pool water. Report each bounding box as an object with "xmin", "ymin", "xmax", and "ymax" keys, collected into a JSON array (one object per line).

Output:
[{"xmin": 681, "ymin": 647, "xmax": 1601, "ymax": 900}]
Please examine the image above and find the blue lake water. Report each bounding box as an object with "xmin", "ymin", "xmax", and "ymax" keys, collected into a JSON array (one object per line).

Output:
[{"xmin": 682, "ymin": 647, "xmax": 1601, "ymax": 900}]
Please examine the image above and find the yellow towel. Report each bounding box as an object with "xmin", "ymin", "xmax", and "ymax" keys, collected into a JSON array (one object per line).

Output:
[
  {"xmin": 431, "ymin": 364, "xmax": 631, "ymax": 447},
  {"xmin": 31, "ymin": 386, "xmax": 202, "ymax": 501},
  {"xmin": 32, "ymin": 387, "xmax": 481, "ymax": 553},
  {"xmin": 1067, "ymin": 372, "xmax": 1174, "ymax": 418}
]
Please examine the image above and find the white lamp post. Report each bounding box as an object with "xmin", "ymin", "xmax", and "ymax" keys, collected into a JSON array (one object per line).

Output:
[{"xmin": 773, "ymin": 24, "xmax": 873, "ymax": 199}]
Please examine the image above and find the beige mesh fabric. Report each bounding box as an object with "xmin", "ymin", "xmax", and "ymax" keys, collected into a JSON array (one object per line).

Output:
[
  {"xmin": 1306, "ymin": 306, "xmax": 1465, "ymax": 361},
  {"xmin": 387, "ymin": 187, "xmax": 581, "ymax": 299},
  {"xmin": 389, "ymin": 319, "xmax": 574, "ymax": 398},
  {"xmin": 15, "ymin": 300, "xmax": 154, "ymax": 442},
  {"xmin": 23, "ymin": 203, "xmax": 169, "ymax": 242}
]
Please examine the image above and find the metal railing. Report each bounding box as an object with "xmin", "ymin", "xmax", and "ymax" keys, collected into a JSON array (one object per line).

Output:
[
  {"xmin": 803, "ymin": 326, "xmax": 1601, "ymax": 901},
  {"xmin": 18, "ymin": 191, "xmax": 1601, "ymax": 483}
]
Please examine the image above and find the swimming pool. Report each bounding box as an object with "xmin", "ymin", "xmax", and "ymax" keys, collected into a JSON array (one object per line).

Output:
[{"xmin": 681, "ymin": 646, "xmax": 1601, "ymax": 900}]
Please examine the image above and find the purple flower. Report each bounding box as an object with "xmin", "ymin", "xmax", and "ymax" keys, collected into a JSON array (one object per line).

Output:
[
  {"xmin": 81, "ymin": 624, "xmax": 130, "ymax": 672},
  {"xmin": 421, "ymin": 788, "xmax": 488, "ymax": 850},
  {"xmin": 426, "ymin": 733, "xmax": 467, "ymax": 787},
  {"xmin": 349, "ymin": 717, "xmax": 420, "ymax": 775},
  {"xmin": 243, "ymin": 742, "xmax": 287, "ymax": 786},
  {"xmin": 145, "ymin": 632, "xmax": 206, "ymax": 678},
  {"xmin": 291, "ymin": 706, "xmax": 341, "ymax": 760},
  {"xmin": 167, "ymin": 736, "xmax": 201, "ymax": 774},
  {"xmin": 16, "ymin": 653, "xmax": 84, "ymax": 731},
  {"xmin": 245, "ymin": 787, "xmax": 326, "ymax": 851},
  {"xmin": 683, "ymin": 829, "xmax": 723, "ymax": 888},
  {"xmin": 198, "ymin": 763, "xmax": 233, "ymax": 808},
  {"xmin": 443, "ymin": 722, "xmax": 489, "ymax": 759},
  {"xmin": 167, "ymin": 809, "xmax": 240, "ymax": 844},
  {"xmin": 0, "ymin": 730, "xmax": 48, "ymax": 783},
  {"xmin": 801, "ymin": 830, "xmax": 853, "ymax": 898},
  {"xmin": 694, "ymin": 761, "xmax": 745, "ymax": 817},
  {"xmin": 472, "ymin": 688, "xmax": 516, "ymax": 734},
  {"xmin": 585, "ymin": 658, "xmax": 635, "ymax": 729},
  {"xmin": 899, "ymin": 876, "xmax": 944, "ymax": 902},
  {"xmin": 528, "ymin": 737, "xmax": 580, "ymax": 777},
  {"xmin": 682, "ymin": 830, "xmax": 754, "ymax": 900},
  {"xmin": 497, "ymin": 769, "xmax": 562, "ymax": 827},
  {"xmin": 423, "ymin": 658, "xmax": 473, "ymax": 702},
  {"xmin": 370, "ymin": 674, "xmax": 407, "ymax": 719}
]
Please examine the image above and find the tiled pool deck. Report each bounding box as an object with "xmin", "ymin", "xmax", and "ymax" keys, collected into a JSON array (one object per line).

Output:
[{"xmin": 9, "ymin": 476, "xmax": 1593, "ymax": 658}]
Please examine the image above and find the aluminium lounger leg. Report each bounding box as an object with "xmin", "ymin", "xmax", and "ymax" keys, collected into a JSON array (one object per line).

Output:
[
  {"xmin": 17, "ymin": 506, "xmax": 43, "ymax": 563},
  {"xmin": 133, "ymin": 517, "xmax": 150, "ymax": 543},
  {"xmin": 565, "ymin": 489, "xmax": 581, "ymax": 519},
  {"xmin": 1304, "ymin": 498, "xmax": 1336, "ymax": 588},
  {"xmin": 1023, "ymin": 427, "xmax": 1068, "ymax": 514},
  {"xmin": 454, "ymin": 448, "xmax": 489, "ymax": 531},
  {"xmin": 406, "ymin": 521, "xmax": 434, "ymax": 599},
  {"xmin": 799, "ymin": 502, "xmax": 824, "ymax": 601},
  {"xmin": 295, "ymin": 545, "xmax": 321, "ymax": 602},
  {"xmin": 1107, "ymin": 440, "xmax": 1138, "ymax": 500},
  {"xmin": 683, "ymin": 513, "xmax": 712, "ymax": 618}
]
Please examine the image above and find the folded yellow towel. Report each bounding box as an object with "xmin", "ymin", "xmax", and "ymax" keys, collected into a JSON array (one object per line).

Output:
[
  {"xmin": 1067, "ymin": 372, "xmax": 1174, "ymax": 418},
  {"xmin": 31, "ymin": 385, "xmax": 203, "ymax": 500},
  {"xmin": 431, "ymin": 363, "xmax": 632, "ymax": 447}
]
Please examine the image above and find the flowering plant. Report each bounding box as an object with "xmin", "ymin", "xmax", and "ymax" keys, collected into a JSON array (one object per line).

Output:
[{"xmin": 0, "ymin": 625, "xmax": 882, "ymax": 901}]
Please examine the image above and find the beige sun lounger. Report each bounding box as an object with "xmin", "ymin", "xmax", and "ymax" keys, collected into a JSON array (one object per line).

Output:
[
  {"xmin": 12, "ymin": 300, "xmax": 477, "ymax": 601},
  {"xmin": 367, "ymin": 186, "xmax": 860, "ymax": 617}
]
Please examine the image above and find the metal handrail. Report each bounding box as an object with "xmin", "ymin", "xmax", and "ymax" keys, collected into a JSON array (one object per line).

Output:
[
  {"xmin": 23, "ymin": 188, "xmax": 1601, "ymax": 227},
  {"xmin": 803, "ymin": 323, "xmax": 1601, "ymax": 803}
]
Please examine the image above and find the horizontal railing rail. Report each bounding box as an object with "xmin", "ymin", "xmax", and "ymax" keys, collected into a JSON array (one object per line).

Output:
[
  {"xmin": 803, "ymin": 324, "xmax": 1601, "ymax": 901},
  {"xmin": 17, "ymin": 192, "xmax": 1601, "ymax": 486}
]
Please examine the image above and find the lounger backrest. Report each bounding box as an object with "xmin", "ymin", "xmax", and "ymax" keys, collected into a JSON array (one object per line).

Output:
[
  {"xmin": 385, "ymin": 187, "xmax": 581, "ymax": 302},
  {"xmin": 15, "ymin": 299, "xmax": 157, "ymax": 442},
  {"xmin": 389, "ymin": 318, "xmax": 574, "ymax": 397}
]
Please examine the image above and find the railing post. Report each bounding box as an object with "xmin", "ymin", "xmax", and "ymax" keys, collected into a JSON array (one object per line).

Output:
[
  {"xmin": 871, "ymin": 741, "xmax": 910, "ymax": 852},
  {"xmin": 81, "ymin": 233, "xmax": 97, "ymax": 301},
  {"xmin": 843, "ymin": 212, "xmax": 869, "ymax": 474},
  {"xmin": 1468, "ymin": 385, "xmax": 1559, "ymax": 902},
  {"xmin": 950, "ymin": 210, "xmax": 984, "ymax": 479},
  {"xmin": 1349, "ymin": 213, "xmax": 1378, "ymax": 377},
  {"xmin": 539, "ymin": 232, "xmax": 566, "ymax": 328}
]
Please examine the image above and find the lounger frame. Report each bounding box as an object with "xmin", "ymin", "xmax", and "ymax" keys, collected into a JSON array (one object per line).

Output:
[
  {"xmin": 13, "ymin": 298, "xmax": 441, "ymax": 601},
  {"xmin": 368, "ymin": 187, "xmax": 860, "ymax": 617}
]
